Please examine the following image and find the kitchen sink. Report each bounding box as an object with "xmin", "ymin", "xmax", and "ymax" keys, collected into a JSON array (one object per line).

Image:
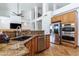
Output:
[{"xmin": 15, "ymin": 35, "xmax": 31, "ymax": 41}]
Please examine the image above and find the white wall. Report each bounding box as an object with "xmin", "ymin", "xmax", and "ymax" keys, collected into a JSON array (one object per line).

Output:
[
  {"xmin": 7, "ymin": 3, "xmax": 32, "ymax": 29},
  {"xmin": 8, "ymin": 3, "xmax": 21, "ymax": 23},
  {"xmin": 0, "ymin": 3, "xmax": 21, "ymax": 29},
  {"xmin": 52, "ymin": 4, "xmax": 79, "ymax": 16},
  {"xmin": 10, "ymin": 15, "xmax": 21, "ymax": 23},
  {"xmin": 0, "ymin": 3, "xmax": 33, "ymax": 30},
  {"xmin": 0, "ymin": 16, "xmax": 10, "ymax": 29},
  {"xmin": 76, "ymin": 9, "xmax": 79, "ymax": 46},
  {"xmin": 42, "ymin": 11, "xmax": 52, "ymax": 34}
]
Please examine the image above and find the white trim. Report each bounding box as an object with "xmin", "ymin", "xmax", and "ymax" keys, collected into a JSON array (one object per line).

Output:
[
  {"xmin": 52, "ymin": 4, "xmax": 79, "ymax": 16},
  {"xmin": 32, "ymin": 11, "xmax": 53, "ymax": 22}
]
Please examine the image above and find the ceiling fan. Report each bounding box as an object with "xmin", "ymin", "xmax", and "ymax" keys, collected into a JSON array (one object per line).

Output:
[
  {"xmin": 12, "ymin": 10, "xmax": 24, "ymax": 17},
  {"xmin": 11, "ymin": 3, "xmax": 24, "ymax": 17}
]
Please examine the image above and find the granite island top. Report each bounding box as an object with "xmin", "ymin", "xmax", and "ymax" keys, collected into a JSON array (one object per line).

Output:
[{"xmin": 0, "ymin": 35, "xmax": 36, "ymax": 56}]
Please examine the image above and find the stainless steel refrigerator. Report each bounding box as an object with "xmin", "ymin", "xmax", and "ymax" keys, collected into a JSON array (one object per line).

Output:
[{"xmin": 50, "ymin": 22, "xmax": 61, "ymax": 44}]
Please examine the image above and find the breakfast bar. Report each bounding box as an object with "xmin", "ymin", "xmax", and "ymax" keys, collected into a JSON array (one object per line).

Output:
[{"xmin": 0, "ymin": 35, "xmax": 36, "ymax": 56}]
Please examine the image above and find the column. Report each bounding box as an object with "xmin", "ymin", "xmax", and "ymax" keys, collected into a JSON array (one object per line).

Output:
[
  {"xmin": 34, "ymin": 6, "xmax": 38, "ymax": 30},
  {"xmin": 76, "ymin": 9, "xmax": 79, "ymax": 46},
  {"xmin": 42, "ymin": 3, "xmax": 49, "ymax": 15},
  {"xmin": 53, "ymin": 3, "xmax": 56, "ymax": 11},
  {"xmin": 35, "ymin": 21, "xmax": 37, "ymax": 30},
  {"xmin": 34, "ymin": 6, "xmax": 38, "ymax": 19},
  {"xmin": 29, "ymin": 10, "xmax": 33, "ymax": 30}
]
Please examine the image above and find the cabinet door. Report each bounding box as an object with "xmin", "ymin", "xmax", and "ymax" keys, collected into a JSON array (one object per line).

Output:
[
  {"xmin": 31, "ymin": 37, "xmax": 38, "ymax": 55},
  {"xmin": 68, "ymin": 12, "xmax": 76, "ymax": 23},
  {"xmin": 51, "ymin": 16, "xmax": 61, "ymax": 23},
  {"xmin": 51, "ymin": 16, "xmax": 56, "ymax": 23},
  {"xmin": 37, "ymin": 35, "xmax": 45, "ymax": 52},
  {"xmin": 34, "ymin": 36, "xmax": 38, "ymax": 53},
  {"xmin": 62, "ymin": 11, "xmax": 76, "ymax": 23},
  {"xmin": 44, "ymin": 35, "xmax": 50, "ymax": 49},
  {"xmin": 31, "ymin": 38, "xmax": 35, "ymax": 55},
  {"xmin": 46, "ymin": 35, "xmax": 50, "ymax": 49},
  {"xmin": 62, "ymin": 13, "xmax": 69, "ymax": 23},
  {"xmin": 25, "ymin": 40, "xmax": 32, "ymax": 55},
  {"xmin": 44, "ymin": 35, "xmax": 47, "ymax": 49},
  {"xmin": 51, "ymin": 16, "xmax": 58, "ymax": 22},
  {"xmin": 56, "ymin": 16, "xmax": 61, "ymax": 21}
]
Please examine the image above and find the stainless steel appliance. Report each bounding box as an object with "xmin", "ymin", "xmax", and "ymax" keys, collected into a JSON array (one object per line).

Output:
[
  {"xmin": 50, "ymin": 22, "xmax": 62, "ymax": 44},
  {"xmin": 61, "ymin": 23, "xmax": 75, "ymax": 43}
]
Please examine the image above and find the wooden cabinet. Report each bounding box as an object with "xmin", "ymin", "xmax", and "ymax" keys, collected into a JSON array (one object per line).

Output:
[
  {"xmin": 34, "ymin": 36, "xmax": 38, "ymax": 53},
  {"xmin": 31, "ymin": 36, "xmax": 38, "ymax": 55},
  {"xmin": 37, "ymin": 35, "xmax": 45, "ymax": 52},
  {"xmin": 68, "ymin": 12, "xmax": 76, "ymax": 23},
  {"xmin": 62, "ymin": 12, "xmax": 76, "ymax": 23},
  {"xmin": 51, "ymin": 11, "xmax": 76, "ymax": 24},
  {"xmin": 56, "ymin": 16, "xmax": 62, "ymax": 21},
  {"xmin": 46, "ymin": 35, "xmax": 50, "ymax": 49},
  {"xmin": 44, "ymin": 35, "xmax": 50, "ymax": 49},
  {"xmin": 51, "ymin": 15, "xmax": 61, "ymax": 23},
  {"xmin": 25, "ymin": 35, "xmax": 50, "ymax": 56},
  {"xmin": 25, "ymin": 36, "xmax": 38, "ymax": 56},
  {"xmin": 5, "ymin": 31, "xmax": 15, "ymax": 38},
  {"xmin": 25, "ymin": 40, "xmax": 32, "ymax": 55},
  {"xmin": 62, "ymin": 13, "xmax": 69, "ymax": 23},
  {"xmin": 31, "ymin": 31, "xmax": 44, "ymax": 35},
  {"xmin": 51, "ymin": 16, "xmax": 56, "ymax": 22},
  {"xmin": 31, "ymin": 38, "xmax": 35, "ymax": 55},
  {"xmin": 51, "ymin": 11, "xmax": 77, "ymax": 48}
]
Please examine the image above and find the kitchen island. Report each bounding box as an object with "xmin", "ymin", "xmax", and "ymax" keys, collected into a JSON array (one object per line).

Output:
[
  {"xmin": 0, "ymin": 33, "xmax": 50, "ymax": 56},
  {"xmin": 0, "ymin": 35, "xmax": 36, "ymax": 56}
]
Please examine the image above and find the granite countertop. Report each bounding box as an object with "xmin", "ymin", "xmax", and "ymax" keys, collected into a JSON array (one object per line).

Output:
[
  {"xmin": 0, "ymin": 41, "xmax": 29, "ymax": 56},
  {"xmin": 0, "ymin": 35, "xmax": 36, "ymax": 56}
]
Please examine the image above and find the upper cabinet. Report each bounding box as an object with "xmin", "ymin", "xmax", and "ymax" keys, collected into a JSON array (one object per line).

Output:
[
  {"xmin": 61, "ymin": 13, "xmax": 69, "ymax": 23},
  {"xmin": 51, "ymin": 11, "xmax": 77, "ymax": 24},
  {"xmin": 62, "ymin": 11, "xmax": 76, "ymax": 24},
  {"xmin": 51, "ymin": 16, "xmax": 56, "ymax": 22},
  {"xmin": 68, "ymin": 12, "xmax": 76, "ymax": 23},
  {"xmin": 51, "ymin": 15, "xmax": 61, "ymax": 23}
]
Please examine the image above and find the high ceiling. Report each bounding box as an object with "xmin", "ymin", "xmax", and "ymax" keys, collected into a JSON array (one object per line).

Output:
[
  {"xmin": 0, "ymin": 3, "xmax": 69, "ymax": 17},
  {"xmin": 48, "ymin": 3, "xmax": 69, "ymax": 11},
  {"xmin": 0, "ymin": 3, "xmax": 8, "ymax": 10},
  {"xmin": 20, "ymin": 3, "xmax": 42, "ymax": 11},
  {"xmin": 0, "ymin": 3, "xmax": 42, "ymax": 17},
  {"xmin": 0, "ymin": 3, "xmax": 8, "ymax": 16}
]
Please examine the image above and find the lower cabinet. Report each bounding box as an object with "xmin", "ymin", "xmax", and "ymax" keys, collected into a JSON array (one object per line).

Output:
[
  {"xmin": 31, "ymin": 36, "xmax": 38, "ymax": 55},
  {"xmin": 24, "ymin": 35, "xmax": 50, "ymax": 56},
  {"xmin": 25, "ymin": 40, "xmax": 32, "ymax": 55},
  {"xmin": 37, "ymin": 35, "xmax": 45, "ymax": 52},
  {"xmin": 45, "ymin": 35, "xmax": 50, "ymax": 49},
  {"xmin": 24, "ymin": 36, "xmax": 38, "ymax": 56}
]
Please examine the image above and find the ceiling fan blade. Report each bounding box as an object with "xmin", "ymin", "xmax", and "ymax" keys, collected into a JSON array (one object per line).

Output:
[
  {"xmin": 8, "ymin": 4, "xmax": 24, "ymax": 17},
  {"xmin": 12, "ymin": 11, "xmax": 17, "ymax": 15},
  {"xmin": 13, "ymin": 11, "xmax": 24, "ymax": 17}
]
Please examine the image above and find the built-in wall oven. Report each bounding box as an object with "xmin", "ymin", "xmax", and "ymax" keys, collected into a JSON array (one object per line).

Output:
[{"xmin": 61, "ymin": 23, "xmax": 75, "ymax": 43}]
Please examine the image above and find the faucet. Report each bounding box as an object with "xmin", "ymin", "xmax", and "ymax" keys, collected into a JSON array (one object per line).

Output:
[{"xmin": 16, "ymin": 26, "xmax": 22, "ymax": 36}]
